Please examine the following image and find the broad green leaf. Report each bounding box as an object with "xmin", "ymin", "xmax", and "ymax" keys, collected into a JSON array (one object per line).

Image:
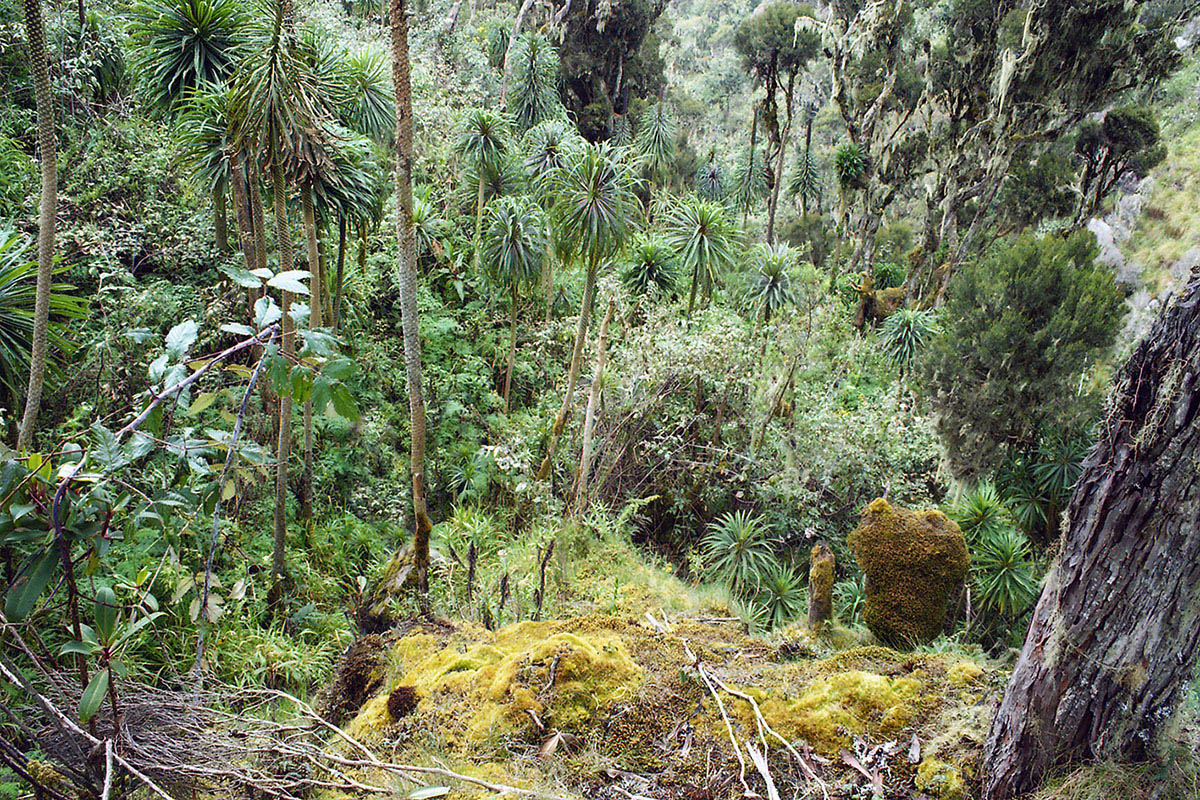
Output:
[
  {"xmin": 79, "ymin": 668, "xmax": 109, "ymax": 723},
  {"xmin": 220, "ymin": 266, "xmax": 265, "ymax": 288},
  {"xmin": 222, "ymin": 480, "xmax": 236, "ymax": 501},
  {"xmin": 323, "ymin": 358, "xmax": 355, "ymax": 382},
  {"xmin": 267, "ymin": 270, "xmax": 311, "ymax": 296},
  {"xmin": 95, "ymin": 586, "xmax": 119, "ymax": 643},
  {"xmin": 220, "ymin": 323, "xmax": 255, "ymax": 337},
  {"xmin": 255, "ymin": 296, "xmax": 282, "ymax": 328},
  {"xmin": 187, "ymin": 392, "xmax": 217, "ymax": 416},
  {"xmin": 59, "ymin": 640, "xmax": 96, "ymax": 657},
  {"xmin": 165, "ymin": 319, "xmax": 200, "ymax": 361},
  {"xmin": 311, "ymin": 376, "xmax": 332, "ymax": 417},
  {"xmin": 331, "ymin": 385, "xmax": 360, "ymax": 422},
  {"xmin": 91, "ymin": 424, "xmax": 126, "ymax": 469},
  {"xmin": 4, "ymin": 549, "xmax": 58, "ymax": 621}
]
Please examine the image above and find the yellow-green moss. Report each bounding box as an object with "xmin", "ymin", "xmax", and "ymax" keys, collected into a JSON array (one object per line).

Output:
[
  {"xmin": 947, "ymin": 661, "xmax": 984, "ymax": 687},
  {"xmin": 742, "ymin": 669, "xmax": 923, "ymax": 755},
  {"xmin": 808, "ymin": 542, "xmax": 835, "ymax": 630},
  {"xmin": 848, "ymin": 498, "xmax": 969, "ymax": 646},
  {"xmin": 916, "ymin": 758, "xmax": 965, "ymax": 800},
  {"xmin": 347, "ymin": 620, "xmax": 643, "ymax": 746}
]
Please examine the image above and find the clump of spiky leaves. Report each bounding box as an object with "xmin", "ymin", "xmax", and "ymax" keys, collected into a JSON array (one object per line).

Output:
[
  {"xmin": 522, "ymin": 118, "xmax": 583, "ymax": 190},
  {"xmin": 412, "ymin": 187, "xmax": 450, "ymax": 260},
  {"xmin": 874, "ymin": 260, "xmax": 906, "ymax": 290},
  {"xmin": 973, "ymin": 528, "xmax": 1039, "ymax": 619},
  {"xmin": 756, "ymin": 560, "xmax": 806, "ymax": 629},
  {"xmin": 744, "ymin": 243, "xmax": 797, "ymax": 322},
  {"xmin": 788, "ymin": 148, "xmax": 821, "ymax": 209},
  {"xmin": 835, "ymin": 577, "xmax": 867, "ymax": 626},
  {"xmin": 622, "ymin": 236, "xmax": 678, "ymax": 300},
  {"xmin": 634, "ymin": 101, "xmax": 677, "ymax": 181},
  {"xmin": 877, "ymin": 308, "xmax": 939, "ymax": 373},
  {"xmin": 506, "ymin": 33, "xmax": 561, "ymax": 131},
  {"xmin": 456, "ymin": 157, "xmax": 526, "ymax": 213},
  {"xmin": 731, "ymin": 141, "xmax": 768, "ymax": 216},
  {"xmin": 0, "ymin": 230, "xmax": 86, "ymax": 408},
  {"xmin": 175, "ymin": 87, "xmax": 235, "ymax": 198},
  {"xmin": 834, "ymin": 142, "xmax": 868, "ymax": 191},
  {"xmin": 951, "ymin": 484, "xmax": 1010, "ymax": 544},
  {"xmin": 694, "ymin": 154, "xmax": 726, "ymax": 201},
  {"xmin": 665, "ymin": 195, "xmax": 742, "ymax": 316},
  {"xmin": 701, "ymin": 510, "xmax": 776, "ymax": 594},
  {"xmin": 547, "ymin": 142, "xmax": 638, "ymax": 268},
  {"xmin": 482, "ymin": 196, "xmax": 546, "ymax": 292},
  {"xmin": 339, "ymin": 48, "xmax": 395, "ymax": 145},
  {"xmin": 127, "ymin": 0, "xmax": 247, "ymax": 113}
]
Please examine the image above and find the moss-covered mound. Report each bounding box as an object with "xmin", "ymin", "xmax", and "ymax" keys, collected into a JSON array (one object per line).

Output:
[
  {"xmin": 849, "ymin": 497, "xmax": 970, "ymax": 645},
  {"xmin": 337, "ymin": 607, "xmax": 1000, "ymax": 799}
]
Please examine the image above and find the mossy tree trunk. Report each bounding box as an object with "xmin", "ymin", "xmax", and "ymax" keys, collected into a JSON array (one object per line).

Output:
[
  {"xmin": 17, "ymin": 0, "xmax": 56, "ymax": 452},
  {"xmin": 982, "ymin": 275, "xmax": 1200, "ymax": 800},
  {"xmin": 808, "ymin": 541, "xmax": 834, "ymax": 630},
  {"xmin": 391, "ymin": 0, "xmax": 433, "ymax": 601}
]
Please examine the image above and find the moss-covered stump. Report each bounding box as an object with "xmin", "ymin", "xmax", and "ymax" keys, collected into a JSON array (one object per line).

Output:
[
  {"xmin": 808, "ymin": 541, "xmax": 834, "ymax": 630},
  {"xmin": 849, "ymin": 497, "xmax": 969, "ymax": 646}
]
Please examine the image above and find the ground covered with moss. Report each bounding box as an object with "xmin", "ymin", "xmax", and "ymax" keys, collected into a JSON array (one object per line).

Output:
[{"xmin": 322, "ymin": 563, "xmax": 1003, "ymax": 800}]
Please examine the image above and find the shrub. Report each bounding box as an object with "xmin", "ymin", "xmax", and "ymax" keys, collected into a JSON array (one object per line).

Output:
[
  {"xmin": 918, "ymin": 231, "xmax": 1123, "ymax": 476},
  {"xmin": 701, "ymin": 510, "xmax": 775, "ymax": 594}
]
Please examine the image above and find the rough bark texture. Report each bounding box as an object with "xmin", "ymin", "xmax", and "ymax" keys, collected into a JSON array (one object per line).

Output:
[
  {"xmin": 982, "ymin": 270, "xmax": 1200, "ymax": 800},
  {"xmin": 391, "ymin": 0, "xmax": 432, "ymax": 598},
  {"xmin": 214, "ymin": 185, "xmax": 229, "ymax": 252},
  {"xmin": 17, "ymin": 0, "xmax": 56, "ymax": 452}
]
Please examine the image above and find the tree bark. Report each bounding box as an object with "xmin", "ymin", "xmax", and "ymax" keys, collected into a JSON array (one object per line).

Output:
[
  {"xmin": 537, "ymin": 254, "xmax": 598, "ymax": 481},
  {"xmin": 213, "ymin": 184, "xmax": 229, "ymax": 252},
  {"xmin": 573, "ymin": 297, "xmax": 614, "ymax": 513},
  {"xmin": 17, "ymin": 0, "xmax": 57, "ymax": 452},
  {"xmin": 333, "ymin": 214, "xmax": 347, "ymax": 335},
  {"xmin": 300, "ymin": 186, "xmax": 321, "ymax": 524},
  {"xmin": 270, "ymin": 154, "xmax": 294, "ymax": 596},
  {"xmin": 228, "ymin": 148, "xmax": 256, "ymax": 275},
  {"xmin": 982, "ymin": 273, "xmax": 1200, "ymax": 799},
  {"xmin": 391, "ymin": 0, "xmax": 433, "ymax": 600}
]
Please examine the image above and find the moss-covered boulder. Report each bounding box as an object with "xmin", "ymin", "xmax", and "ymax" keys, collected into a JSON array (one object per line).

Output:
[{"xmin": 848, "ymin": 498, "xmax": 969, "ymax": 645}]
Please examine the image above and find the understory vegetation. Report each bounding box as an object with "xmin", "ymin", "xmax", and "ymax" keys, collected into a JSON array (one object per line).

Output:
[{"xmin": 1, "ymin": 0, "xmax": 1199, "ymax": 799}]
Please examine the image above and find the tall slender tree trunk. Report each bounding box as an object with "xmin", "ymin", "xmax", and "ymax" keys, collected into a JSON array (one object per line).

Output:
[
  {"xmin": 391, "ymin": 0, "xmax": 432, "ymax": 599},
  {"xmin": 536, "ymin": 255, "xmax": 598, "ymax": 481},
  {"xmin": 270, "ymin": 155, "xmax": 295, "ymax": 597},
  {"xmin": 743, "ymin": 106, "xmax": 758, "ymax": 228},
  {"xmin": 503, "ymin": 283, "xmax": 517, "ymax": 413},
  {"xmin": 982, "ymin": 274, "xmax": 1200, "ymax": 800},
  {"xmin": 543, "ymin": 241, "xmax": 554, "ymax": 323},
  {"xmin": 213, "ymin": 184, "xmax": 229, "ymax": 252},
  {"xmin": 573, "ymin": 297, "xmax": 614, "ymax": 512},
  {"xmin": 17, "ymin": 0, "xmax": 57, "ymax": 452},
  {"xmin": 473, "ymin": 170, "xmax": 486, "ymax": 274},
  {"xmin": 228, "ymin": 148, "xmax": 257, "ymax": 275},
  {"xmin": 499, "ymin": 0, "xmax": 536, "ymax": 104},
  {"xmin": 767, "ymin": 76, "xmax": 795, "ymax": 245},
  {"xmin": 686, "ymin": 261, "xmax": 700, "ymax": 318},
  {"xmin": 300, "ymin": 186, "xmax": 321, "ymax": 524},
  {"xmin": 333, "ymin": 214, "xmax": 347, "ymax": 335},
  {"xmin": 801, "ymin": 113, "xmax": 813, "ymax": 218}
]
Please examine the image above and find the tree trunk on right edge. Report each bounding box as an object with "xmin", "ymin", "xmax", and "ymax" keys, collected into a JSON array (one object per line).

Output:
[
  {"xmin": 537, "ymin": 255, "xmax": 597, "ymax": 481},
  {"xmin": 270, "ymin": 155, "xmax": 295, "ymax": 599},
  {"xmin": 214, "ymin": 184, "xmax": 229, "ymax": 252},
  {"xmin": 391, "ymin": 0, "xmax": 432, "ymax": 599},
  {"xmin": 17, "ymin": 0, "xmax": 56, "ymax": 452},
  {"xmin": 981, "ymin": 272, "xmax": 1200, "ymax": 800}
]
